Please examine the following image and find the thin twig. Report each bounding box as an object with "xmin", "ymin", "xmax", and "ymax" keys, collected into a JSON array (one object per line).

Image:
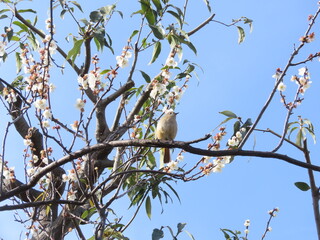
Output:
[
  {"xmin": 239, "ymin": 7, "xmax": 320, "ymax": 149},
  {"xmin": 303, "ymin": 140, "xmax": 320, "ymax": 240}
]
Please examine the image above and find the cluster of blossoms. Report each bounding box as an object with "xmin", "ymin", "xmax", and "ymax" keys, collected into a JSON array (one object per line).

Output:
[
  {"xmin": 299, "ymin": 32, "xmax": 315, "ymax": 43},
  {"xmin": 228, "ymin": 128, "xmax": 246, "ymax": 147},
  {"xmin": 0, "ymin": 40, "xmax": 6, "ymax": 60},
  {"xmin": 3, "ymin": 18, "xmax": 58, "ymax": 131},
  {"xmin": 274, "ymin": 67, "xmax": 312, "ymax": 95},
  {"xmin": 116, "ymin": 47, "xmax": 132, "ymax": 68},
  {"xmin": 198, "ymin": 127, "xmax": 230, "ymax": 174},
  {"xmin": 62, "ymin": 158, "xmax": 86, "ymax": 183},
  {"xmin": 150, "ymin": 55, "xmax": 186, "ymax": 107},
  {"xmin": 2, "ymin": 41, "xmax": 56, "ymax": 107},
  {"xmin": 268, "ymin": 207, "xmax": 279, "ymax": 217},
  {"xmin": 244, "ymin": 219, "xmax": 250, "ymax": 235},
  {"xmin": 2, "ymin": 87, "xmax": 17, "ymax": 103},
  {"xmin": 77, "ymin": 55, "xmax": 108, "ymax": 97},
  {"xmin": 75, "ymin": 98, "xmax": 86, "ymax": 112},
  {"xmin": 200, "ymin": 155, "xmax": 232, "ymax": 174},
  {"xmin": 164, "ymin": 153, "xmax": 184, "ymax": 173},
  {"xmin": 0, "ymin": 158, "xmax": 15, "ymax": 182},
  {"xmin": 25, "ymin": 147, "xmax": 52, "ymax": 178},
  {"xmin": 290, "ymin": 67, "xmax": 312, "ymax": 94},
  {"xmin": 130, "ymin": 126, "xmax": 142, "ymax": 139}
]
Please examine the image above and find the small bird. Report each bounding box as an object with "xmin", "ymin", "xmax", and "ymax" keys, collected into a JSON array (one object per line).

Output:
[{"xmin": 155, "ymin": 111, "xmax": 178, "ymax": 167}]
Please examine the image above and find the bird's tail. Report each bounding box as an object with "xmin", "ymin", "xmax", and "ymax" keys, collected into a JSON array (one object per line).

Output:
[{"xmin": 160, "ymin": 148, "xmax": 171, "ymax": 168}]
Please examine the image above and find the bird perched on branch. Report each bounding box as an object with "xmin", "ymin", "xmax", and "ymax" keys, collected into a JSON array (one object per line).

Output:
[{"xmin": 155, "ymin": 111, "xmax": 178, "ymax": 168}]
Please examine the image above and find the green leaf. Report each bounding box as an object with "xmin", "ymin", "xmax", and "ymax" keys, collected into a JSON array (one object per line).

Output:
[
  {"xmin": 18, "ymin": 9, "xmax": 37, "ymax": 14},
  {"xmin": 237, "ymin": 26, "xmax": 245, "ymax": 44},
  {"xmin": 149, "ymin": 24, "xmax": 165, "ymax": 39},
  {"xmin": 185, "ymin": 230, "xmax": 196, "ymax": 240},
  {"xmin": 27, "ymin": 32, "xmax": 39, "ymax": 50},
  {"xmin": 164, "ymin": 182, "xmax": 181, "ymax": 203},
  {"xmin": 13, "ymin": 21, "xmax": 29, "ymax": 32},
  {"xmin": 217, "ymin": 117, "xmax": 235, "ymax": 126},
  {"xmin": 296, "ymin": 129, "xmax": 303, "ymax": 147},
  {"xmin": 90, "ymin": 10, "xmax": 102, "ymax": 22},
  {"xmin": 177, "ymin": 223, "xmax": 186, "ymax": 233},
  {"xmin": 203, "ymin": 0, "xmax": 212, "ymax": 12},
  {"xmin": 100, "ymin": 69, "xmax": 111, "ymax": 75},
  {"xmin": 66, "ymin": 39, "xmax": 84, "ymax": 62},
  {"xmin": 5, "ymin": 27, "xmax": 13, "ymax": 42},
  {"xmin": 185, "ymin": 41, "xmax": 197, "ymax": 55},
  {"xmin": 70, "ymin": 1, "xmax": 83, "ymax": 12},
  {"xmin": 60, "ymin": 9, "xmax": 67, "ymax": 19},
  {"xmin": 294, "ymin": 182, "xmax": 310, "ymax": 191},
  {"xmin": 233, "ymin": 121, "xmax": 240, "ymax": 134},
  {"xmin": 10, "ymin": 36, "xmax": 20, "ymax": 41},
  {"xmin": 152, "ymin": 0, "xmax": 162, "ymax": 13},
  {"xmin": 130, "ymin": 30, "xmax": 139, "ymax": 40},
  {"xmin": 167, "ymin": 10, "xmax": 182, "ymax": 27},
  {"xmin": 243, "ymin": 17, "xmax": 253, "ymax": 33},
  {"xmin": 219, "ymin": 110, "xmax": 237, "ymax": 118},
  {"xmin": 306, "ymin": 127, "xmax": 316, "ymax": 144},
  {"xmin": 15, "ymin": 52, "xmax": 22, "ymax": 73},
  {"xmin": 93, "ymin": 27, "xmax": 106, "ymax": 52},
  {"xmin": 0, "ymin": 14, "xmax": 8, "ymax": 20},
  {"xmin": 152, "ymin": 228, "xmax": 164, "ymax": 240},
  {"xmin": 0, "ymin": 9, "xmax": 10, "ymax": 14},
  {"xmin": 140, "ymin": 0, "xmax": 156, "ymax": 25},
  {"xmin": 149, "ymin": 41, "xmax": 161, "ymax": 64},
  {"xmin": 145, "ymin": 196, "xmax": 152, "ymax": 219},
  {"xmin": 167, "ymin": 226, "xmax": 175, "ymax": 237},
  {"xmin": 147, "ymin": 151, "xmax": 156, "ymax": 168}
]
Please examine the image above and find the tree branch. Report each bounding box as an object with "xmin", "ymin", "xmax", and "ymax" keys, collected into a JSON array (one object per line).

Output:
[
  {"xmin": 2, "ymin": 137, "xmax": 319, "ymax": 202},
  {"xmin": 187, "ymin": 13, "xmax": 215, "ymax": 36}
]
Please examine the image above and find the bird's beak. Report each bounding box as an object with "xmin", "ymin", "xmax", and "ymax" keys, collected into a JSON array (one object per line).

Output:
[{"xmin": 175, "ymin": 112, "xmax": 179, "ymax": 115}]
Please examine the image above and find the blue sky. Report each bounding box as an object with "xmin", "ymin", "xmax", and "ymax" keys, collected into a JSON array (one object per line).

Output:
[{"xmin": 0, "ymin": 0, "xmax": 319, "ymax": 239}]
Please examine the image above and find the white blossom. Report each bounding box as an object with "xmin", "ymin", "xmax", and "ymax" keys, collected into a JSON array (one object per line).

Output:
[
  {"xmin": 24, "ymin": 139, "xmax": 32, "ymax": 146},
  {"xmin": 67, "ymin": 190, "xmax": 77, "ymax": 201},
  {"xmin": 176, "ymin": 155, "xmax": 184, "ymax": 161},
  {"xmin": 161, "ymin": 70, "xmax": 171, "ymax": 79},
  {"xmin": 0, "ymin": 41, "xmax": 6, "ymax": 57},
  {"xmin": 6, "ymin": 92, "xmax": 17, "ymax": 103},
  {"xmin": 70, "ymin": 121, "xmax": 79, "ymax": 131},
  {"xmin": 75, "ymin": 98, "xmax": 85, "ymax": 110},
  {"xmin": 298, "ymin": 67, "xmax": 307, "ymax": 76},
  {"xmin": 49, "ymin": 83, "xmax": 56, "ymax": 92},
  {"xmin": 116, "ymin": 55, "xmax": 129, "ymax": 68},
  {"xmin": 244, "ymin": 219, "xmax": 250, "ymax": 227},
  {"xmin": 277, "ymin": 82, "xmax": 286, "ymax": 92},
  {"xmin": 42, "ymin": 120, "xmax": 50, "ymax": 128},
  {"xmin": 43, "ymin": 109, "xmax": 52, "ymax": 119},
  {"xmin": 62, "ymin": 174, "xmax": 69, "ymax": 182},
  {"xmin": 34, "ymin": 99, "xmax": 47, "ymax": 110},
  {"xmin": 223, "ymin": 156, "xmax": 231, "ymax": 164},
  {"xmin": 87, "ymin": 73, "xmax": 98, "ymax": 91},
  {"xmin": 236, "ymin": 131, "xmax": 242, "ymax": 139},
  {"xmin": 125, "ymin": 51, "xmax": 132, "ymax": 59},
  {"xmin": 78, "ymin": 76, "xmax": 88, "ymax": 90},
  {"xmin": 49, "ymin": 41, "xmax": 57, "ymax": 55},
  {"xmin": 165, "ymin": 57, "xmax": 178, "ymax": 68},
  {"xmin": 203, "ymin": 156, "xmax": 211, "ymax": 163},
  {"xmin": 27, "ymin": 167, "xmax": 36, "ymax": 176},
  {"xmin": 228, "ymin": 136, "xmax": 239, "ymax": 147},
  {"xmin": 167, "ymin": 161, "xmax": 179, "ymax": 171}
]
